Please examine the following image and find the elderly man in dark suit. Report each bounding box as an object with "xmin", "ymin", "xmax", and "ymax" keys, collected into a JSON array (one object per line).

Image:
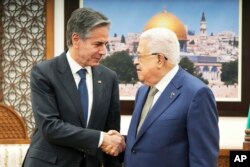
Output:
[{"xmin": 22, "ymin": 7, "xmax": 125, "ymax": 167}]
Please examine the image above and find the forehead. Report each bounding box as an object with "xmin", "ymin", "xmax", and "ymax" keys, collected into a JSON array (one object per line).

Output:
[
  {"xmin": 137, "ymin": 38, "xmax": 150, "ymax": 53},
  {"xmin": 86, "ymin": 26, "xmax": 109, "ymax": 41}
]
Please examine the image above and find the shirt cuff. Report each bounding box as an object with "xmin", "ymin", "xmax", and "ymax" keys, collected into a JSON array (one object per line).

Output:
[{"xmin": 98, "ymin": 131, "xmax": 103, "ymax": 147}]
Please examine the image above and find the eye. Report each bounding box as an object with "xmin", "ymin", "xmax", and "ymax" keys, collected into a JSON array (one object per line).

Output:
[
  {"xmin": 94, "ymin": 42, "xmax": 102, "ymax": 47},
  {"xmin": 93, "ymin": 42, "xmax": 108, "ymax": 47}
]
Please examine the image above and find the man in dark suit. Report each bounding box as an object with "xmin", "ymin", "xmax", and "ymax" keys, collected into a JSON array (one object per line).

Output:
[
  {"xmin": 22, "ymin": 8, "xmax": 125, "ymax": 167},
  {"xmin": 123, "ymin": 28, "xmax": 220, "ymax": 167}
]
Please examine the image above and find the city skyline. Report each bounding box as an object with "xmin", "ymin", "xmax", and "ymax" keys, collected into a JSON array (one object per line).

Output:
[{"xmin": 83, "ymin": 0, "xmax": 240, "ymax": 36}]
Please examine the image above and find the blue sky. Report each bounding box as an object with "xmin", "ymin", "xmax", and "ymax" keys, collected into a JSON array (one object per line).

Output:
[{"xmin": 83, "ymin": 0, "xmax": 240, "ymax": 36}]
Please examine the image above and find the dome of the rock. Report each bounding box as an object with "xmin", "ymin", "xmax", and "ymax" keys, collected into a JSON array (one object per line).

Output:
[{"xmin": 144, "ymin": 11, "xmax": 187, "ymax": 40}]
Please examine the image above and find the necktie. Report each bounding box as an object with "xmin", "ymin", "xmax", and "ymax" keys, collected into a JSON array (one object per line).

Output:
[
  {"xmin": 78, "ymin": 69, "xmax": 88, "ymax": 127},
  {"xmin": 137, "ymin": 86, "xmax": 158, "ymax": 132}
]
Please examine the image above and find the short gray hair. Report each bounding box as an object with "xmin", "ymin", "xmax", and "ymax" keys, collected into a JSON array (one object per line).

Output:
[
  {"xmin": 140, "ymin": 28, "xmax": 180, "ymax": 65},
  {"xmin": 66, "ymin": 7, "xmax": 111, "ymax": 47}
]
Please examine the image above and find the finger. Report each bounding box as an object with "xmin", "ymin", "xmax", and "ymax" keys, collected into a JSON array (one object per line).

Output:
[
  {"xmin": 107, "ymin": 130, "xmax": 119, "ymax": 135},
  {"xmin": 110, "ymin": 147, "xmax": 119, "ymax": 156},
  {"xmin": 101, "ymin": 145, "xmax": 113, "ymax": 153}
]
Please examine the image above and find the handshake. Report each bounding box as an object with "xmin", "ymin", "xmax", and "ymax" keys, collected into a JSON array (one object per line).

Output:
[{"xmin": 101, "ymin": 130, "xmax": 126, "ymax": 156}]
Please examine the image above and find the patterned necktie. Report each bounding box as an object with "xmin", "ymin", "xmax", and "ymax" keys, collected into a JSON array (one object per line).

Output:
[
  {"xmin": 137, "ymin": 86, "xmax": 158, "ymax": 132},
  {"xmin": 77, "ymin": 69, "xmax": 88, "ymax": 127}
]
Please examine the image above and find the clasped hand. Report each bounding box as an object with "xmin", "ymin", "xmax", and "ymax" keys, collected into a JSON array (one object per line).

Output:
[{"xmin": 101, "ymin": 130, "xmax": 125, "ymax": 156}]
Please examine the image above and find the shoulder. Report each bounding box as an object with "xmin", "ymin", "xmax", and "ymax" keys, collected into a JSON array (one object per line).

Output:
[
  {"xmin": 31, "ymin": 53, "xmax": 66, "ymax": 80},
  {"xmin": 32, "ymin": 53, "xmax": 66, "ymax": 73},
  {"xmin": 176, "ymin": 68, "xmax": 213, "ymax": 97},
  {"xmin": 97, "ymin": 64, "xmax": 116, "ymax": 74},
  {"xmin": 178, "ymin": 68, "xmax": 207, "ymax": 89},
  {"xmin": 94, "ymin": 64, "xmax": 118, "ymax": 79}
]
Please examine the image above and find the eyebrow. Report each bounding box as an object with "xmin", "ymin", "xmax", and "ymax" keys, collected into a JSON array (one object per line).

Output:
[{"xmin": 92, "ymin": 41, "xmax": 108, "ymax": 45}]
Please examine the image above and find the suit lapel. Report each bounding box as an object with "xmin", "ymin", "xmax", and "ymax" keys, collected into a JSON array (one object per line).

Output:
[
  {"xmin": 56, "ymin": 53, "xmax": 85, "ymax": 126},
  {"xmin": 135, "ymin": 68, "xmax": 185, "ymax": 141},
  {"xmin": 136, "ymin": 83, "xmax": 180, "ymax": 139},
  {"xmin": 87, "ymin": 67, "xmax": 104, "ymax": 128},
  {"xmin": 128, "ymin": 87, "xmax": 149, "ymax": 140}
]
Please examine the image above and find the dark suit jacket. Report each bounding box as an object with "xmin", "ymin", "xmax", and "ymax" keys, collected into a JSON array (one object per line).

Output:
[
  {"xmin": 124, "ymin": 67, "xmax": 219, "ymax": 167},
  {"xmin": 22, "ymin": 52, "xmax": 121, "ymax": 167}
]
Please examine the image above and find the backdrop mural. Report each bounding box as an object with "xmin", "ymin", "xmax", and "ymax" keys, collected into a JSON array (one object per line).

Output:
[{"xmin": 83, "ymin": 0, "xmax": 241, "ymax": 101}]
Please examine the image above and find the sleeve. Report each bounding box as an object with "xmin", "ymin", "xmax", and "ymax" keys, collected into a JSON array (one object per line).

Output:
[
  {"xmin": 30, "ymin": 65, "xmax": 100, "ymax": 156},
  {"xmin": 102, "ymin": 72, "xmax": 123, "ymax": 167},
  {"xmin": 187, "ymin": 86, "xmax": 220, "ymax": 167}
]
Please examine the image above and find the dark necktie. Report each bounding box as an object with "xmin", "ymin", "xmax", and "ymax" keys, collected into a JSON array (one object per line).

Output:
[
  {"xmin": 137, "ymin": 86, "xmax": 158, "ymax": 132},
  {"xmin": 78, "ymin": 69, "xmax": 88, "ymax": 127}
]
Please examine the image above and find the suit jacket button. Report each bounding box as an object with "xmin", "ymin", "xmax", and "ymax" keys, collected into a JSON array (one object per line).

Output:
[{"xmin": 132, "ymin": 149, "xmax": 136, "ymax": 154}]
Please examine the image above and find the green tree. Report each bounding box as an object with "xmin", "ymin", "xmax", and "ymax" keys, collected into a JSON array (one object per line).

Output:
[
  {"xmin": 221, "ymin": 60, "xmax": 238, "ymax": 85},
  {"xmin": 101, "ymin": 51, "xmax": 137, "ymax": 83},
  {"xmin": 179, "ymin": 57, "xmax": 208, "ymax": 84},
  {"xmin": 121, "ymin": 35, "xmax": 126, "ymax": 44},
  {"xmin": 189, "ymin": 40, "xmax": 195, "ymax": 45},
  {"xmin": 233, "ymin": 37, "xmax": 238, "ymax": 47}
]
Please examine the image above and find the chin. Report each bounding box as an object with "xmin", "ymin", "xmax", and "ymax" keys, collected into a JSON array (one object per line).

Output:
[
  {"xmin": 137, "ymin": 77, "xmax": 144, "ymax": 83},
  {"xmin": 91, "ymin": 62, "xmax": 100, "ymax": 67}
]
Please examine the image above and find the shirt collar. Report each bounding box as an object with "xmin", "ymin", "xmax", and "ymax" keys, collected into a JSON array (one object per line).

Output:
[
  {"xmin": 66, "ymin": 51, "xmax": 91, "ymax": 74},
  {"xmin": 155, "ymin": 65, "xmax": 179, "ymax": 93}
]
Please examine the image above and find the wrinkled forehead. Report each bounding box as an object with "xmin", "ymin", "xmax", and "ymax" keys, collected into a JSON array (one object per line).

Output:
[{"xmin": 137, "ymin": 38, "xmax": 151, "ymax": 54}]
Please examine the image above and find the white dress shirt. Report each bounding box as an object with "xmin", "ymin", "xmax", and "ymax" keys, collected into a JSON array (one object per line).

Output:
[
  {"xmin": 66, "ymin": 52, "xmax": 103, "ymax": 147},
  {"xmin": 153, "ymin": 65, "xmax": 179, "ymax": 106}
]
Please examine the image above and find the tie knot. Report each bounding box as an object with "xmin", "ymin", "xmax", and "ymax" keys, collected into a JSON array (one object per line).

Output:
[
  {"xmin": 149, "ymin": 86, "xmax": 158, "ymax": 97},
  {"xmin": 78, "ymin": 69, "xmax": 87, "ymax": 79}
]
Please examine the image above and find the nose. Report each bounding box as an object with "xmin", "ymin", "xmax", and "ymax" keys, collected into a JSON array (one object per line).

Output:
[
  {"xmin": 99, "ymin": 44, "xmax": 107, "ymax": 55},
  {"xmin": 134, "ymin": 57, "xmax": 139, "ymax": 65}
]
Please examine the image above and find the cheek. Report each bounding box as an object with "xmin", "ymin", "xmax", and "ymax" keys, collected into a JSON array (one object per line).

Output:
[
  {"xmin": 141, "ymin": 63, "xmax": 158, "ymax": 77},
  {"xmin": 139, "ymin": 66, "xmax": 151, "ymax": 78},
  {"xmin": 79, "ymin": 47, "xmax": 95, "ymax": 59}
]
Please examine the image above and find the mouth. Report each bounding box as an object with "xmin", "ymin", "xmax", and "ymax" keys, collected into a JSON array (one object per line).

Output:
[{"xmin": 94, "ymin": 57, "xmax": 102, "ymax": 61}]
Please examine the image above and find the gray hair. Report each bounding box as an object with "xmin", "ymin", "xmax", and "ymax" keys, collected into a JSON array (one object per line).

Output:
[
  {"xmin": 66, "ymin": 7, "xmax": 111, "ymax": 47},
  {"xmin": 140, "ymin": 28, "xmax": 180, "ymax": 65}
]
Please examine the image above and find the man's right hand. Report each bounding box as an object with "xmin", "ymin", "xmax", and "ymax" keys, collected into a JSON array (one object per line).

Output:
[{"xmin": 100, "ymin": 130, "xmax": 125, "ymax": 156}]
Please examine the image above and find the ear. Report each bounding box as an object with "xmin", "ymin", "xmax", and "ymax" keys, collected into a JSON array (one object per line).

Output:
[
  {"xmin": 157, "ymin": 54, "xmax": 166, "ymax": 66},
  {"xmin": 72, "ymin": 33, "xmax": 80, "ymax": 48}
]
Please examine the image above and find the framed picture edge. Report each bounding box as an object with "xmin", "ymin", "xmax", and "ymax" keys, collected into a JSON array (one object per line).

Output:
[{"xmin": 68, "ymin": 0, "xmax": 250, "ymax": 116}]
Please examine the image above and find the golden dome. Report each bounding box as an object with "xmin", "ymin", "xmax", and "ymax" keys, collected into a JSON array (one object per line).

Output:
[{"xmin": 144, "ymin": 11, "xmax": 187, "ymax": 40}]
